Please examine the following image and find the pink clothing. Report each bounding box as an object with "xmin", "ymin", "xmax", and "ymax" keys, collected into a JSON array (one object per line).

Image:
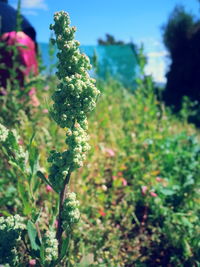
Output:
[{"xmin": 0, "ymin": 31, "xmax": 38, "ymax": 87}]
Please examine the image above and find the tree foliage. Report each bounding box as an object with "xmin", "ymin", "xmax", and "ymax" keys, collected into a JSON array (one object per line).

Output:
[
  {"xmin": 162, "ymin": 5, "xmax": 200, "ymax": 126},
  {"xmin": 98, "ymin": 34, "xmax": 125, "ymax": 45}
]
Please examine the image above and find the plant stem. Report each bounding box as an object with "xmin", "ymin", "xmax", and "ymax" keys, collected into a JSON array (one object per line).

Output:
[{"xmin": 56, "ymin": 171, "xmax": 71, "ymax": 256}]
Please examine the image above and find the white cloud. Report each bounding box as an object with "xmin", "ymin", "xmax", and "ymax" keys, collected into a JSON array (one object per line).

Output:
[
  {"xmin": 147, "ymin": 50, "xmax": 169, "ymax": 58},
  {"xmin": 145, "ymin": 53, "xmax": 169, "ymax": 83},
  {"xmin": 22, "ymin": 0, "xmax": 48, "ymax": 10},
  {"xmin": 135, "ymin": 37, "xmax": 169, "ymax": 83}
]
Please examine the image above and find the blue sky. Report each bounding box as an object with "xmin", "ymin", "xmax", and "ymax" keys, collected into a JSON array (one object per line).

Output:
[{"xmin": 9, "ymin": 0, "xmax": 200, "ymax": 82}]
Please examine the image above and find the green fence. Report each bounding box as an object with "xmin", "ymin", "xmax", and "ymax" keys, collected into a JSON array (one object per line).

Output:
[{"xmin": 39, "ymin": 43, "xmax": 139, "ymax": 89}]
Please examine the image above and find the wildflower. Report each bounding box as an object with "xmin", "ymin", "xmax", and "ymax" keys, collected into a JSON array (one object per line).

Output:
[
  {"xmin": 102, "ymin": 185, "xmax": 107, "ymax": 191},
  {"xmin": 42, "ymin": 109, "xmax": 49, "ymax": 114},
  {"xmin": 44, "ymin": 230, "xmax": 58, "ymax": 263},
  {"xmin": 0, "ymin": 87, "xmax": 7, "ymax": 95},
  {"xmin": 156, "ymin": 176, "xmax": 162, "ymax": 182},
  {"xmin": 141, "ymin": 186, "xmax": 148, "ymax": 196},
  {"xmin": 46, "ymin": 185, "xmax": 53, "ymax": 193},
  {"xmin": 62, "ymin": 192, "xmax": 80, "ymax": 230},
  {"xmin": 0, "ymin": 123, "xmax": 9, "ymax": 142},
  {"xmin": 29, "ymin": 94, "xmax": 40, "ymax": 107},
  {"xmin": 28, "ymin": 87, "xmax": 36, "ymax": 96},
  {"xmin": 98, "ymin": 208, "xmax": 106, "ymax": 217},
  {"xmin": 29, "ymin": 259, "xmax": 36, "ymax": 266},
  {"xmin": 18, "ymin": 139, "xmax": 24, "ymax": 145},
  {"xmin": 121, "ymin": 177, "xmax": 127, "ymax": 186},
  {"xmin": 150, "ymin": 191, "xmax": 157, "ymax": 197},
  {"xmin": 54, "ymin": 219, "xmax": 58, "ymax": 228},
  {"xmin": 48, "ymin": 11, "xmax": 100, "ymax": 191},
  {"xmin": 104, "ymin": 148, "xmax": 115, "ymax": 157},
  {"xmin": 0, "ymin": 215, "xmax": 26, "ymax": 265}
]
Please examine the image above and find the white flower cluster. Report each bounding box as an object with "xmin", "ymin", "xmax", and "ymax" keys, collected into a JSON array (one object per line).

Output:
[
  {"xmin": 48, "ymin": 11, "xmax": 100, "ymax": 192},
  {"xmin": 62, "ymin": 191, "xmax": 80, "ymax": 230},
  {"xmin": 0, "ymin": 124, "xmax": 26, "ymax": 169},
  {"xmin": 66, "ymin": 123, "xmax": 91, "ymax": 168},
  {"xmin": 44, "ymin": 230, "xmax": 58, "ymax": 263},
  {"xmin": 48, "ymin": 123, "xmax": 91, "ymax": 191},
  {"xmin": 9, "ymin": 132, "xmax": 26, "ymax": 169},
  {"xmin": 0, "ymin": 214, "xmax": 26, "ymax": 231},
  {"xmin": 0, "ymin": 123, "xmax": 9, "ymax": 142},
  {"xmin": 0, "ymin": 215, "xmax": 26, "ymax": 266}
]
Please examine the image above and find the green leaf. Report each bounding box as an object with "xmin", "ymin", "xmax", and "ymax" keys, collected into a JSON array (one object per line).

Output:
[
  {"xmin": 78, "ymin": 253, "xmax": 94, "ymax": 266},
  {"xmin": 181, "ymin": 217, "xmax": 193, "ymax": 228},
  {"xmin": 37, "ymin": 171, "xmax": 52, "ymax": 187},
  {"xmin": 7, "ymin": 131, "xmax": 19, "ymax": 150},
  {"xmin": 17, "ymin": 181, "xmax": 32, "ymax": 215},
  {"xmin": 183, "ymin": 175, "xmax": 194, "ymax": 188},
  {"xmin": 159, "ymin": 188, "xmax": 175, "ymax": 196},
  {"xmin": 40, "ymin": 244, "xmax": 45, "ymax": 265},
  {"xmin": 0, "ymin": 210, "xmax": 12, "ymax": 216},
  {"xmin": 28, "ymin": 131, "xmax": 36, "ymax": 147},
  {"xmin": 37, "ymin": 171, "xmax": 58, "ymax": 193},
  {"xmin": 27, "ymin": 220, "xmax": 40, "ymax": 251},
  {"xmin": 29, "ymin": 145, "xmax": 39, "ymax": 176},
  {"xmin": 32, "ymin": 208, "xmax": 42, "ymax": 223},
  {"xmin": 60, "ymin": 235, "xmax": 70, "ymax": 261}
]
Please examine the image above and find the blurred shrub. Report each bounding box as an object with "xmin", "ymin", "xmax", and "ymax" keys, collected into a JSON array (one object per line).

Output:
[{"xmin": 162, "ymin": 5, "xmax": 200, "ymax": 126}]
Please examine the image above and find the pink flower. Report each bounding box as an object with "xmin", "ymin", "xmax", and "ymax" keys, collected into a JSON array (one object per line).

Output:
[
  {"xmin": 121, "ymin": 177, "xmax": 127, "ymax": 186},
  {"xmin": 18, "ymin": 139, "xmax": 24, "ymax": 145},
  {"xmin": 156, "ymin": 177, "xmax": 162, "ymax": 182},
  {"xmin": 141, "ymin": 186, "xmax": 148, "ymax": 196},
  {"xmin": 0, "ymin": 88, "xmax": 7, "ymax": 95},
  {"xmin": 150, "ymin": 192, "xmax": 157, "ymax": 197},
  {"xmin": 105, "ymin": 148, "xmax": 115, "ymax": 157},
  {"xmin": 28, "ymin": 87, "xmax": 36, "ymax": 96},
  {"xmin": 29, "ymin": 259, "xmax": 36, "ymax": 266},
  {"xmin": 42, "ymin": 109, "xmax": 48, "ymax": 114},
  {"xmin": 30, "ymin": 95, "xmax": 40, "ymax": 107},
  {"xmin": 46, "ymin": 185, "xmax": 53, "ymax": 193},
  {"xmin": 112, "ymin": 175, "xmax": 117, "ymax": 180},
  {"xmin": 54, "ymin": 219, "xmax": 58, "ymax": 228}
]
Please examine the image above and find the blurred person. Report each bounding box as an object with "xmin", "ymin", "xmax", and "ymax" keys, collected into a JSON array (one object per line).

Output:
[
  {"xmin": 0, "ymin": 0, "xmax": 37, "ymax": 42},
  {"xmin": 0, "ymin": 0, "xmax": 38, "ymax": 89}
]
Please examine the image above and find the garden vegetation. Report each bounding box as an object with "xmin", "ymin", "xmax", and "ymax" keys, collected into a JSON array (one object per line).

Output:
[{"xmin": 0, "ymin": 10, "xmax": 199, "ymax": 267}]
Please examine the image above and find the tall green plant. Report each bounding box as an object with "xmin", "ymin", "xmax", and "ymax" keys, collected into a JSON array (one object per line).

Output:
[
  {"xmin": 0, "ymin": 11, "xmax": 99, "ymax": 266},
  {"xmin": 47, "ymin": 11, "xmax": 100, "ymax": 260}
]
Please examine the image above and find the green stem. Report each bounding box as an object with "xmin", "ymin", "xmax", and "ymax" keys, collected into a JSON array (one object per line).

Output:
[{"xmin": 56, "ymin": 171, "xmax": 71, "ymax": 257}]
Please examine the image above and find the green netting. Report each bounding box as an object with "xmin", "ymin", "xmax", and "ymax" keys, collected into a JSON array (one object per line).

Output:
[{"xmin": 39, "ymin": 43, "xmax": 139, "ymax": 89}]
